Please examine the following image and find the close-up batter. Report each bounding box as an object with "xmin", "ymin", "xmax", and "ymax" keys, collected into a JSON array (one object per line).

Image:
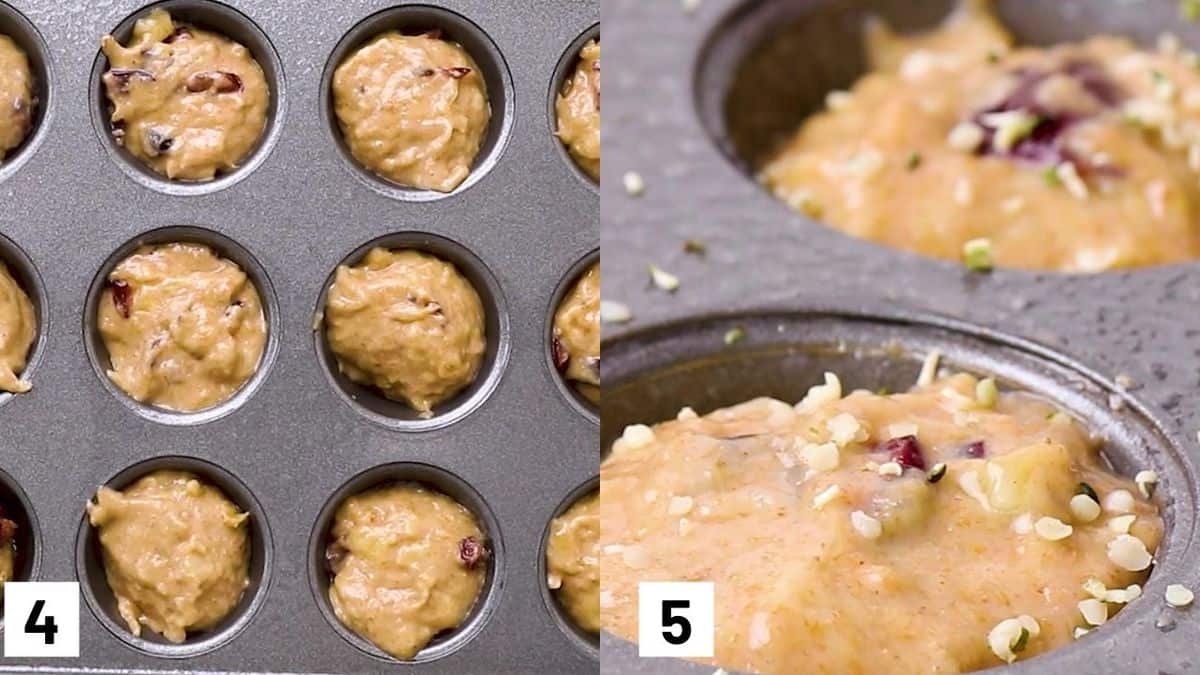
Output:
[
  {"xmin": 100, "ymin": 9, "xmax": 269, "ymax": 181},
  {"xmin": 0, "ymin": 261, "xmax": 34, "ymax": 394},
  {"xmin": 332, "ymin": 30, "xmax": 490, "ymax": 192},
  {"xmin": 87, "ymin": 470, "xmax": 250, "ymax": 643},
  {"xmin": 552, "ymin": 262, "xmax": 600, "ymax": 403},
  {"xmin": 325, "ymin": 482, "xmax": 487, "ymax": 660},
  {"xmin": 546, "ymin": 490, "xmax": 600, "ymax": 634},
  {"xmin": 97, "ymin": 242, "xmax": 267, "ymax": 412},
  {"xmin": 760, "ymin": 0, "xmax": 1200, "ymax": 271},
  {"xmin": 0, "ymin": 34, "xmax": 34, "ymax": 160},
  {"xmin": 323, "ymin": 247, "xmax": 486, "ymax": 416},
  {"xmin": 601, "ymin": 370, "xmax": 1162, "ymax": 673},
  {"xmin": 556, "ymin": 39, "xmax": 601, "ymax": 181}
]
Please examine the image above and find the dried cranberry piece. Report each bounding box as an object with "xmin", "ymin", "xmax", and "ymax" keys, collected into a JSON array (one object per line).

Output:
[
  {"xmin": 458, "ymin": 536, "xmax": 487, "ymax": 569},
  {"xmin": 879, "ymin": 435, "xmax": 925, "ymax": 471},
  {"xmin": 419, "ymin": 28, "xmax": 443, "ymax": 40},
  {"xmin": 104, "ymin": 68, "xmax": 156, "ymax": 93},
  {"xmin": 551, "ymin": 336, "xmax": 570, "ymax": 371},
  {"xmin": 186, "ymin": 70, "xmax": 243, "ymax": 94},
  {"xmin": 108, "ymin": 279, "xmax": 133, "ymax": 318},
  {"xmin": 163, "ymin": 26, "xmax": 192, "ymax": 43},
  {"xmin": 442, "ymin": 67, "xmax": 472, "ymax": 79},
  {"xmin": 324, "ymin": 541, "xmax": 348, "ymax": 574},
  {"xmin": 963, "ymin": 440, "xmax": 987, "ymax": 458}
]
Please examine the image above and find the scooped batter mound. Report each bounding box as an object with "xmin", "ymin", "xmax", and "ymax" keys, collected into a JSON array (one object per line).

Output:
[
  {"xmin": 552, "ymin": 263, "xmax": 599, "ymax": 403},
  {"xmin": 0, "ymin": 262, "xmax": 35, "ymax": 394},
  {"xmin": 326, "ymin": 483, "xmax": 487, "ymax": 660},
  {"xmin": 98, "ymin": 242, "xmax": 266, "ymax": 412},
  {"xmin": 0, "ymin": 35, "xmax": 34, "ymax": 160},
  {"xmin": 100, "ymin": 9, "xmax": 269, "ymax": 181},
  {"xmin": 546, "ymin": 491, "xmax": 600, "ymax": 634},
  {"xmin": 87, "ymin": 470, "xmax": 250, "ymax": 643},
  {"xmin": 601, "ymin": 370, "xmax": 1163, "ymax": 673},
  {"xmin": 760, "ymin": 0, "xmax": 1200, "ymax": 271},
  {"xmin": 332, "ymin": 31, "xmax": 491, "ymax": 192},
  {"xmin": 556, "ymin": 39, "xmax": 600, "ymax": 181},
  {"xmin": 324, "ymin": 247, "xmax": 486, "ymax": 416}
]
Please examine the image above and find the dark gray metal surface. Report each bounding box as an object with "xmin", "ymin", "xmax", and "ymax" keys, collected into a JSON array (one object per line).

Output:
[
  {"xmin": 0, "ymin": 0, "xmax": 598, "ymax": 672},
  {"xmin": 601, "ymin": 0, "xmax": 1200, "ymax": 673}
]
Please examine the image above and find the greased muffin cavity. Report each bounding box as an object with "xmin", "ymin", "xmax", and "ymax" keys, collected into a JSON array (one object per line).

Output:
[
  {"xmin": 601, "ymin": 368, "xmax": 1163, "ymax": 673},
  {"xmin": 100, "ymin": 9, "xmax": 269, "ymax": 181}
]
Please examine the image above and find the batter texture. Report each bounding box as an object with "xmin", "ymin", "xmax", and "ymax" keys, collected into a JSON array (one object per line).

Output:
[
  {"xmin": 101, "ymin": 9, "xmax": 269, "ymax": 181},
  {"xmin": 87, "ymin": 470, "xmax": 250, "ymax": 643},
  {"xmin": 761, "ymin": 0, "xmax": 1200, "ymax": 271},
  {"xmin": 556, "ymin": 39, "xmax": 600, "ymax": 181},
  {"xmin": 0, "ymin": 34, "xmax": 34, "ymax": 159},
  {"xmin": 98, "ymin": 242, "xmax": 266, "ymax": 412},
  {"xmin": 324, "ymin": 248, "xmax": 486, "ymax": 416},
  {"xmin": 327, "ymin": 483, "xmax": 486, "ymax": 660},
  {"xmin": 0, "ymin": 261, "xmax": 34, "ymax": 394},
  {"xmin": 333, "ymin": 31, "xmax": 490, "ymax": 192},
  {"xmin": 552, "ymin": 263, "xmax": 599, "ymax": 403},
  {"xmin": 602, "ymin": 371, "xmax": 1162, "ymax": 673},
  {"xmin": 546, "ymin": 491, "xmax": 600, "ymax": 633}
]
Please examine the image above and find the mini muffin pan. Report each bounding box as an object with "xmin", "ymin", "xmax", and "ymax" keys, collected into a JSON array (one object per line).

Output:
[
  {"xmin": 602, "ymin": 0, "xmax": 1200, "ymax": 672},
  {"xmin": 0, "ymin": 0, "xmax": 596, "ymax": 672}
]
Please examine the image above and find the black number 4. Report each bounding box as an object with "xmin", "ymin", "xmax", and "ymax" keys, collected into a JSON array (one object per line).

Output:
[
  {"xmin": 24, "ymin": 599, "xmax": 57, "ymax": 645},
  {"xmin": 661, "ymin": 600, "xmax": 691, "ymax": 645}
]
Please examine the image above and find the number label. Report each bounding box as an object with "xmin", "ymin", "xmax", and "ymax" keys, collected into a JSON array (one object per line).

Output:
[
  {"xmin": 4, "ymin": 582, "xmax": 79, "ymax": 657},
  {"xmin": 638, "ymin": 582, "xmax": 714, "ymax": 658}
]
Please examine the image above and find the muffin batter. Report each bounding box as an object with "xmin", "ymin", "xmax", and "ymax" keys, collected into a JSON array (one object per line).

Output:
[
  {"xmin": 100, "ymin": 9, "xmax": 269, "ymax": 181},
  {"xmin": 0, "ymin": 34, "xmax": 34, "ymax": 159},
  {"xmin": 760, "ymin": 0, "xmax": 1200, "ymax": 271},
  {"xmin": 602, "ymin": 371, "xmax": 1162, "ymax": 673},
  {"xmin": 98, "ymin": 242, "xmax": 266, "ymax": 412},
  {"xmin": 87, "ymin": 470, "xmax": 250, "ymax": 643},
  {"xmin": 546, "ymin": 491, "xmax": 600, "ymax": 634},
  {"xmin": 332, "ymin": 31, "xmax": 491, "ymax": 192},
  {"xmin": 556, "ymin": 39, "xmax": 600, "ymax": 181},
  {"xmin": 326, "ymin": 483, "xmax": 486, "ymax": 660},
  {"xmin": 552, "ymin": 263, "xmax": 599, "ymax": 403},
  {"xmin": 0, "ymin": 510, "xmax": 17, "ymax": 596},
  {"xmin": 0, "ymin": 262, "xmax": 34, "ymax": 394},
  {"xmin": 324, "ymin": 248, "xmax": 486, "ymax": 416}
]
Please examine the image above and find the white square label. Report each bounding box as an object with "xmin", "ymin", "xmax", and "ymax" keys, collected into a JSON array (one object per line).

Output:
[
  {"xmin": 4, "ymin": 582, "xmax": 79, "ymax": 657},
  {"xmin": 637, "ymin": 581, "xmax": 714, "ymax": 658}
]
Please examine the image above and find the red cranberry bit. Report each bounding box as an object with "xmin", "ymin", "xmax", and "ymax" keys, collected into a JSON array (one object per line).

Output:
[
  {"xmin": 458, "ymin": 536, "xmax": 487, "ymax": 569},
  {"xmin": 442, "ymin": 67, "xmax": 472, "ymax": 79},
  {"xmin": 551, "ymin": 336, "xmax": 570, "ymax": 371},
  {"xmin": 105, "ymin": 68, "xmax": 156, "ymax": 93},
  {"xmin": 879, "ymin": 435, "xmax": 925, "ymax": 471},
  {"xmin": 963, "ymin": 440, "xmax": 987, "ymax": 458},
  {"xmin": 186, "ymin": 70, "xmax": 243, "ymax": 94},
  {"xmin": 324, "ymin": 541, "xmax": 348, "ymax": 574},
  {"xmin": 108, "ymin": 280, "xmax": 133, "ymax": 318},
  {"xmin": 163, "ymin": 26, "xmax": 192, "ymax": 43},
  {"xmin": 420, "ymin": 28, "xmax": 444, "ymax": 40}
]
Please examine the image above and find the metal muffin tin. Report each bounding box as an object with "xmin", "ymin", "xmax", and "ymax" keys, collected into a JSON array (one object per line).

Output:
[
  {"xmin": 601, "ymin": 0, "xmax": 1200, "ymax": 672},
  {"xmin": 0, "ymin": 0, "xmax": 597, "ymax": 671}
]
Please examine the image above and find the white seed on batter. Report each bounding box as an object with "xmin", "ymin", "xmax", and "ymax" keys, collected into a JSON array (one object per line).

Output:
[
  {"xmin": 1055, "ymin": 161, "xmax": 1089, "ymax": 200},
  {"xmin": 677, "ymin": 406, "xmax": 698, "ymax": 421},
  {"xmin": 917, "ymin": 350, "xmax": 941, "ymax": 386},
  {"xmin": 1166, "ymin": 584, "xmax": 1195, "ymax": 607},
  {"xmin": 1069, "ymin": 494, "xmax": 1102, "ymax": 523},
  {"xmin": 850, "ymin": 510, "xmax": 882, "ymax": 539},
  {"xmin": 947, "ymin": 121, "xmax": 986, "ymax": 152},
  {"xmin": 1107, "ymin": 534, "xmax": 1153, "ymax": 571},
  {"xmin": 1135, "ymin": 470, "xmax": 1159, "ymax": 499},
  {"xmin": 878, "ymin": 462, "xmax": 903, "ymax": 477},
  {"xmin": 825, "ymin": 90, "xmax": 853, "ymax": 111},
  {"xmin": 1034, "ymin": 516, "xmax": 1073, "ymax": 541},
  {"xmin": 812, "ymin": 484, "xmax": 843, "ymax": 509},
  {"xmin": 886, "ymin": 422, "xmax": 919, "ymax": 438},
  {"xmin": 621, "ymin": 424, "xmax": 655, "ymax": 449},
  {"xmin": 1078, "ymin": 598, "xmax": 1108, "ymax": 626},
  {"xmin": 980, "ymin": 110, "xmax": 1039, "ymax": 151},
  {"xmin": 1011, "ymin": 513, "xmax": 1034, "ymax": 534},
  {"xmin": 748, "ymin": 611, "xmax": 771, "ymax": 650},
  {"xmin": 1082, "ymin": 577, "xmax": 1108, "ymax": 600},
  {"xmin": 1104, "ymin": 489, "xmax": 1137, "ymax": 514},
  {"xmin": 547, "ymin": 572, "xmax": 562, "ymax": 589},
  {"xmin": 1105, "ymin": 584, "xmax": 1141, "ymax": 604},
  {"xmin": 797, "ymin": 372, "xmax": 842, "ymax": 411},
  {"xmin": 827, "ymin": 412, "xmax": 865, "ymax": 446},
  {"xmin": 1108, "ymin": 514, "xmax": 1137, "ymax": 534},
  {"xmin": 954, "ymin": 177, "xmax": 974, "ymax": 206},
  {"xmin": 801, "ymin": 442, "xmax": 840, "ymax": 472},
  {"xmin": 667, "ymin": 495, "xmax": 694, "ymax": 516},
  {"xmin": 987, "ymin": 615, "xmax": 1038, "ymax": 664}
]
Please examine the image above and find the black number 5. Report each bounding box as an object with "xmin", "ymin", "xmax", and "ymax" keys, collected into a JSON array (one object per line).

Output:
[
  {"xmin": 25, "ymin": 599, "xmax": 58, "ymax": 645},
  {"xmin": 661, "ymin": 600, "xmax": 692, "ymax": 645}
]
